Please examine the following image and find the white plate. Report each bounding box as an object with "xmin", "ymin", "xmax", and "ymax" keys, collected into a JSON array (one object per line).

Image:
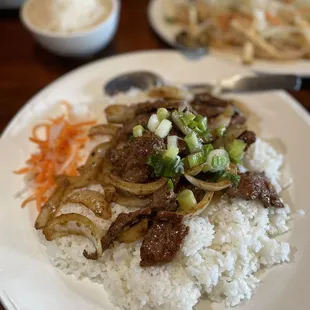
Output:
[
  {"xmin": 1, "ymin": 50, "xmax": 310, "ymax": 310},
  {"xmin": 148, "ymin": 0, "xmax": 310, "ymax": 76}
]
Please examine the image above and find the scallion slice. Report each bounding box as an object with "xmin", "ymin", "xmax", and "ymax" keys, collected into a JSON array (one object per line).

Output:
[
  {"xmin": 216, "ymin": 125, "xmax": 226, "ymax": 137},
  {"xmin": 147, "ymin": 114, "xmax": 160, "ymax": 132},
  {"xmin": 177, "ymin": 189, "xmax": 197, "ymax": 211},
  {"xmin": 227, "ymin": 139, "xmax": 247, "ymax": 163},
  {"xmin": 171, "ymin": 110, "xmax": 192, "ymax": 135},
  {"xmin": 163, "ymin": 146, "xmax": 179, "ymax": 160},
  {"xmin": 206, "ymin": 149, "xmax": 230, "ymax": 172},
  {"xmin": 157, "ymin": 108, "xmax": 170, "ymax": 121},
  {"xmin": 202, "ymin": 144, "xmax": 214, "ymax": 160},
  {"xmin": 132, "ymin": 125, "xmax": 144, "ymax": 137},
  {"xmin": 155, "ymin": 119, "xmax": 173, "ymax": 138},
  {"xmin": 187, "ymin": 152, "xmax": 205, "ymax": 168},
  {"xmin": 167, "ymin": 135, "xmax": 178, "ymax": 149},
  {"xmin": 185, "ymin": 132, "xmax": 202, "ymax": 153}
]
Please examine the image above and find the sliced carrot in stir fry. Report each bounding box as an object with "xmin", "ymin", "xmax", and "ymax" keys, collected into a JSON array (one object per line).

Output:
[{"xmin": 14, "ymin": 101, "xmax": 96, "ymax": 211}]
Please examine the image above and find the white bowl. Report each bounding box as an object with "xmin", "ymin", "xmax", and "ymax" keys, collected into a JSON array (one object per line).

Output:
[{"xmin": 20, "ymin": 0, "xmax": 120, "ymax": 57}]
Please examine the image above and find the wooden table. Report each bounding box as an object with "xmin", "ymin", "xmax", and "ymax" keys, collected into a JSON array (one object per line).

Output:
[{"xmin": 0, "ymin": 1, "xmax": 309, "ymax": 309}]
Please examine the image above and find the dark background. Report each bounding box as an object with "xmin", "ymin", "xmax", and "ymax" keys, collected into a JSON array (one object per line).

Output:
[{"xmin": 0, "ymin": 1, "xmax": 309, "ymax": 309}]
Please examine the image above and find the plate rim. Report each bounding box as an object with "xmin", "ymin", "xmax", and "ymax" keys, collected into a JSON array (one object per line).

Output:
[{"xmin": 1, "ymin": 50, "xmax": 310, "ymax": 310}]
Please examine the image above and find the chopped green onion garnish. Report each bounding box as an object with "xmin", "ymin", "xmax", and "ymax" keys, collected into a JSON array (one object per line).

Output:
[
  {"xmin": 202, "ymin": 144, "xmax": 214, "ymax": 160},
  {"xmin": 201, "ymin": 128, "xmax": 213, "ymax": 143},
  {"xmin": 163, "ymin": 146, "xmax": 179, "ymax": 160},
  {"xmin": 216, "ymin": 125, "xmax": 226, "ymax": 137},
  {"xmin": 167, "ymin": 179, "xmax": 174, "ymax": 190},
  {"xmin": 195, "ymin": 115, "xmax": 208, "ymax": 132},
  {"xmin": 171, "ymin": 110, "xmax": 192, "ymax": 135},
  {"xmin": 215, "ymin": 171, "xmax": 241, "ymax": 187},
  {"xmin": 225, "ymin": 173, "xmax": 241, "ymax": 187},
  {"xmin": 155, "ymin": 119, "xmax": 172, "ymax": 138},
  {"xmin": 206, "ymin": 149, "xmax": 230, "ymax": 172},
  {"xmin": 187, "ymin": 152, "xmax": 205, "ymax": 168},
  {"xmin": 227, "ymin": 139, "xmax": 247, "ymax": 163},
  {"xmin": 167, "ymin": 135, "xmax": 178, "ymax": 149},
  {"xmin": 148, "ymin": 114, "xmax": 160, "ymax": 132},
  {"xmin": 147, "ymin": 154, "xmax": 184, "ymax": 178},
  {"xmin": 132, "ymin": 125, "xmax": 144, "ymax": 138},
  {"xmin": 157, "ymin": 108, "xmax": 170, "ymax": 121},
  {"xmin": 177, "ymin": 189, "xmax": 197, "ymax": 211},
  {"xmin": 185, "ymin": 132, "xmax": 202, "ymax": 153},
  {"xmin": 184, "ymin": 111, "xmax": 196, "ymax": 122}
]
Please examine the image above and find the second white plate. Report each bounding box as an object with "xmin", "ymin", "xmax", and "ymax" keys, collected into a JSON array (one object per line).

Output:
[{"xmin": 148, "ymin": 0, "xmax": 310, "ymax": 76}]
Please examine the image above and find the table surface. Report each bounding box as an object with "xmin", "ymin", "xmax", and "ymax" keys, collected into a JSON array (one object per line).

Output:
[{"xmin": 0, "ymin": 1, "xmax": 309, "ymax": 309}]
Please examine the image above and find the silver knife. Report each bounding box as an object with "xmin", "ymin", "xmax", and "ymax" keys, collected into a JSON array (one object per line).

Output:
[{"xmin": 186, "ymin": 74, "xmax": 310, "ymax": 94}]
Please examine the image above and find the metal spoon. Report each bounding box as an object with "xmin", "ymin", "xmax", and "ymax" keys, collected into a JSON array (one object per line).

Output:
[
  {"xmin": 104, "ymin": 70, "xmax": 309, "ymax": 96},
  {"xmin": 104, "ymin": 71, "xmax": 165, "ymax": 96}
]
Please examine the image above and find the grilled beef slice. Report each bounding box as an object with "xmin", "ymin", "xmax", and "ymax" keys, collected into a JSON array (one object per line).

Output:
[
  {"xmin": 101, "ymin": 208, "xmax": 153, "ymax": 251},
  {"xmin": 109, "ymin": 131, "xmax": 165, "ymax": 183},
  {"xmin": 140, "ymin": 211, "xmax": 189, "ymax": 267},
  {"xmin": 151, "ymin": 184, "xmax": 178, "ymax": 212},
  {"xmin": 226, "ymin": 172, "xmax": 284, "ymax": 208}
]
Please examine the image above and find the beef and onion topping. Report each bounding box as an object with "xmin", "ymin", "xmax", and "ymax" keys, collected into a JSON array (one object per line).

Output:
[{"xmin": 16, "ymin": 88, "xmax": 284, "ymax": 268}]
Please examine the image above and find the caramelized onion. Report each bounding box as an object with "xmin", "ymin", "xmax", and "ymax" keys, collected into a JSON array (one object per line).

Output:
[
  {"xmin": 104, "ymin": 185, "xmax": 116, "ymax": 203},
  {"xmin": 79, "ymin": 142, "xmax": 111, "ymax": 175},
  {"xmin": 105, "ymin": 105, "xmax": 135, "ymax": 124},
  {"xmin": 117, "ymin": 219, "xmax": 149, "ymax": 243},
  {"xmin": 43, "ymin": 213, "xmax": 102, "ymax": 260},
  {"xmin": 184, "ymin": 173, "xmax": 231, "ymax": 191},
  {"xmin": 177, "ymin": 191, "xmax": 214, "ymax": 218},
  {"xmin": 186, "ymin": 163, "xmax": 206, "ymax": 176},
  {"xmin": 113, "ymin": 194, "xmax": 151, "ymax": 208},
  {"xmin": 89, "ymin": 124, "xmax": 120, "ymax": 137},
  {"xmin": 65, "ymin": 190, "xmax": 111, "ymax": 219},
  {"xmin": 35, "ymin": 186, "xmax": 67, "ymax": 230},
  {"xmin": 104, "ymin": 173, "xmax": 167, "ymax": 196}
]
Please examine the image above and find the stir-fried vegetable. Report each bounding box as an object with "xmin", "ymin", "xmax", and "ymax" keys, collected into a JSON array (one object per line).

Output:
[
  {"xmin": 117, "ymin": 219, "xmax": 149, "ymax": 243},
  {"xmin": 43, "ymin": 213, "xmax": 102, "ymax": 260},
  {"xmin": 167, "ymin": 0, "xmax": 310, "ymax": 63},
  {"xmin": 65, "ymin": 190, "xmax": 112, "ymax": 219},
  {"xmin": 105, "ymin": 104, "xmax": 135, "ymax": 124},
  {"xmin": 35, "ymin": 186, "xmax": 67, "ymax": 230},
  {"xmin": 177, "ymin": 191, "xmax": 214, "ymax": 218},
  {"xmin": 104, "ymin": 173, "xmax": 167, "ymax": 196},
  {"xmin": 112, "ymin": 194, "xmax": 151, "ymax": 208},
  {"xmin": 184, "ymin": 173, "xmax": 232, "ymax": 191},
  {"xmin": 88, "ymin": 124, "xmax": 120, "ymax": 137},
  {"xmin": 177, "ymin": 189, "xmax": 197, "ymax": 211}
]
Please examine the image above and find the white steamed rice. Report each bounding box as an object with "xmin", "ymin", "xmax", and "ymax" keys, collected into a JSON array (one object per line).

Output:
[{"xmin": 41, "ymin": 92, "xmax": 293, "ymax": 310}]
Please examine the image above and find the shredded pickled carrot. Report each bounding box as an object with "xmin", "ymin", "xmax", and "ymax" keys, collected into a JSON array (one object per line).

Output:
[{"xmin": 14, "ymin": 102, "xmax": 96, "ymax": 211}]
